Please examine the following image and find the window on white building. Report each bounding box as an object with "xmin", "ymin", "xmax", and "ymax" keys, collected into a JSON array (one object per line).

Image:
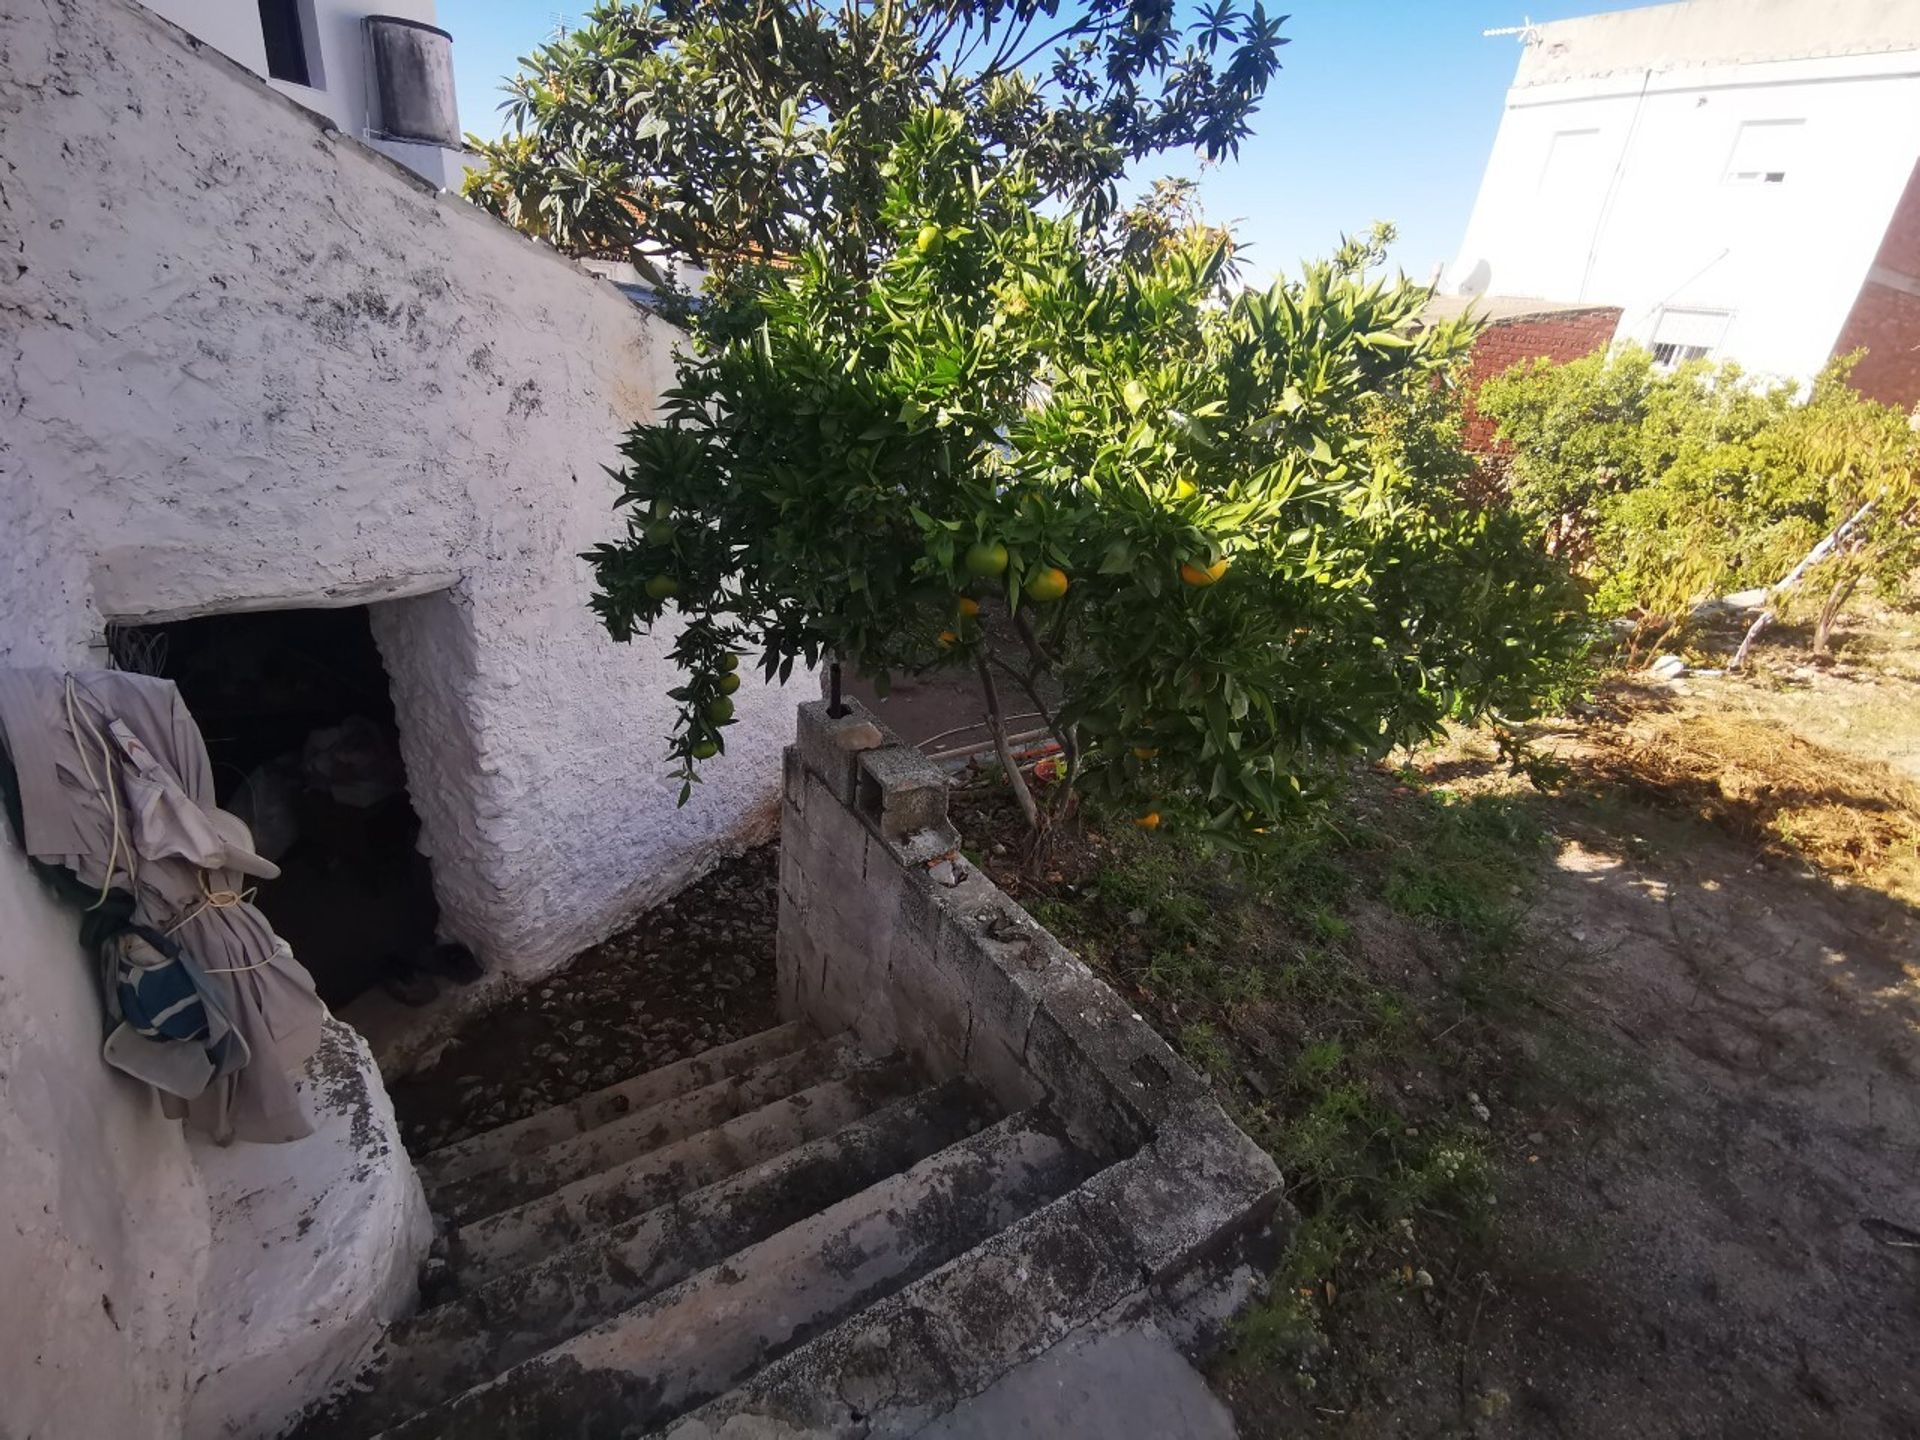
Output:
[
  {"xmin": 1649, "ymin": 308, "xmax": 1732, "ymax": 367},
  {"xmin": 258, "ymin": 0, "xmax": 312, "ymax": 87},
  {"xmin": 1650, "ymin": 342, "xmax": 1709, "ymax": 366},
  {"xmin": 1538, "ymin": 128, "xmax": 1602, "ymax": 193},
  {"xmin": 1724, "ymin": 119, "xmax": 1804, "ymax": 185}
]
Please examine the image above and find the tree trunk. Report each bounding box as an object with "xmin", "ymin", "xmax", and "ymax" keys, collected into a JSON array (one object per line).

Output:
[
  {"xmin": 974, "ymin": 654, "xmax": 1045, "ymax": 847},
  {"xmin": 1812, "ymin": 572, "xmax": 1860, "ymax": 661}
]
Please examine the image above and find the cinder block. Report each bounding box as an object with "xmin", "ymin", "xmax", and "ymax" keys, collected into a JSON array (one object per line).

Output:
[
  {"xmin": 1023, "ymin": 970, "xmax": 1206, "ymax": 1152},
  {"xmin": 781, "ymin": 746, "xmax": 807, "ymax": 818},
  {"xmin": 855, "ymin": 744, "xmax": 950, "ymax": 837},
  {"xmin": 965, "ymin": 1025, "xmax": 1045, "ymax": 1115},
  {"xmin": 795, "ymin": 699, "xmax": 888, "ymax": 804}
]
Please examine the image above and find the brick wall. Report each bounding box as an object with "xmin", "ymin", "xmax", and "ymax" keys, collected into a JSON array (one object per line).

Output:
[
  {"xmin": 1458, "ymin": 307, "xmax": 1623, "ymax": 450},
  {"xmin": 1830, "ymin": 159, "xmax": 1920, "ymax": 411}
]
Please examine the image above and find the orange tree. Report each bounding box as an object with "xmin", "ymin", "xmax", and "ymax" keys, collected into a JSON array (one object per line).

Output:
[{"xmin": 587, "ymin": 113, "xmax": 1584, "ymax": 856}]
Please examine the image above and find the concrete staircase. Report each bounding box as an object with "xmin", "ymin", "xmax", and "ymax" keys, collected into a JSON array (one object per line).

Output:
[
  {"xmin": 299, "ymin": 701, "xmax": 1287, "ymax": 1438},
  {"xmin": 299, "ymin": 1021, "xmax": 1115, "ymax": 1438}
]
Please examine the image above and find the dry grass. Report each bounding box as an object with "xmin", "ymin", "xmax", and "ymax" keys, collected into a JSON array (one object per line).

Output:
[{"xmin": 1577, "ymin": 689, "xmax": 1920, "ymax": 908}]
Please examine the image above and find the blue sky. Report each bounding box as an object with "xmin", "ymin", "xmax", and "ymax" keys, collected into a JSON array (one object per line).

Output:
[{"xmin": 442, "ymin": 0, "xmax": 1670, "ymax": 284}]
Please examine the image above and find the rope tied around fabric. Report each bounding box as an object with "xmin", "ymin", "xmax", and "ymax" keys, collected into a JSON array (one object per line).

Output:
[{"xmin": 169, "ymin": 870, "xmax": 275, "ymax": 974}]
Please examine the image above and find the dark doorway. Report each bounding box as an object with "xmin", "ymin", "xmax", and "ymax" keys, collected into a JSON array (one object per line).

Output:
[{"xmin": 116, "ymin": 606, "xmax": 438, "ymax": 1009}]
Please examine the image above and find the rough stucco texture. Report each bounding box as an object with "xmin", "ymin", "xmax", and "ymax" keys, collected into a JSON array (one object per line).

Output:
[
  {"xmin": 0, "ymin": 0, "xmax": 792, "ymax": 985},
  {"xmin": 0, "ymin": 830, "xmax": 431, "ymax": 1440},
  {"xmin": 0, "ymin": 832, "xmax": 211, "ymax": 1440},
  {"xmin": 186, "ymin": 1021, "xmax": 432, "ymax": 1438}
]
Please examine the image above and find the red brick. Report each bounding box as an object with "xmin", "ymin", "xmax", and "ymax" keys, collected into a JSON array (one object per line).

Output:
[
  {"xmin": 1457, "ymin": 307, "xmax": 1623, "ymax": 451},
  {"xmin": 1831, "ymin": 158, "xmax": 1920, "ymax": 411}
]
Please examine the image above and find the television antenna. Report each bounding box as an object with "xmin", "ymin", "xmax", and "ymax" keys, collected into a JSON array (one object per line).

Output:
[
  {"xmin": 1484, "ymin": 15, "xmax": 1543, "ymax": 44},
  {"xmin": 548, "ymin": 11, "xmax": 571, "ymax": 43}
]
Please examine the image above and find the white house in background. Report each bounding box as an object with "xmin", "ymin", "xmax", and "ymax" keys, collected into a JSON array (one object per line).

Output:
[
  {"xmin": 1447, "ymin": 0, "xmax": 1920, "ymax": 406},
  {"xmin": 143, "ymin": 0, "xmax": 472, "ymax": 186}
]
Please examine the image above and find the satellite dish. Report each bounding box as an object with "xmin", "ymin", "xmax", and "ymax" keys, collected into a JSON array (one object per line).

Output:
[{"xmin": 1456, "ymin": 258, "xmax": 1492, "ymax": 298}]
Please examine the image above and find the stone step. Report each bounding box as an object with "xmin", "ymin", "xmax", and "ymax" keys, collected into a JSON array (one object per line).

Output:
[
  {"xmin": 658, "ymin": 1103, "xmax": 1283, "ymax": 1440},
  {"xmin": 306, "ymin": 1079, "xmax": 997, "ymax": 1438},
  {"xmin": 416, "ymin": 1022, "xmax": 812, "ymax": 1191},
  {"xmin": 381, "ymin": 1108, "xmax": 1100, "ymax": 1440},
  {"xmin": 446, "ymin": 1058, "xmax": 921, "ymax": 1287},
  {"xmin": 428, "ymin": 1035, "xmax": 861, "ymax": 1226}
]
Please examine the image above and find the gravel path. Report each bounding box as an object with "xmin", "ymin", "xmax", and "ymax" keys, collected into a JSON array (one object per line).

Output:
[{"xmin": 390, "ymin": 846, "xmax": 779, "ymax": 1155}]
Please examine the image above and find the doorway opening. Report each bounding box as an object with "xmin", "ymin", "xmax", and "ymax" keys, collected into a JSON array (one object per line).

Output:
[{"xmin": 112, "ymin": 605, "xmax": 472, "ymax": 1010}]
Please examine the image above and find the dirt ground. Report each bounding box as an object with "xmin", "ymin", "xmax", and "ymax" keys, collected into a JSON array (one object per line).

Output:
[
  {"xmin": 1363, "ymin": 753, "xmax": 1920, "ymax": 1438},
  {"xmin": 388, "ymin": 847, "xmax": 778, "ymax": 1154},
  {"xmin": 386, "ymin": 609, "xmax": 1920, "ymax": 1439},
  {"xmin": 1215, "ymin": 611, "xmax": 1920, "ymax": 1439}
]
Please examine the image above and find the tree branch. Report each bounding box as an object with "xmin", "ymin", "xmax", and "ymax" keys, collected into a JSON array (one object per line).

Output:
[
  {"xmin": 1729, "ymin": 499, "xmax": 1875, "ymax": 672},
  {"xmin": 976, "ymin": 653, "xmax": 1041, "ymax": 831},
  {"xmin": 1011, "ymin": 606, "xmax": 1057, "ymax": 671}
]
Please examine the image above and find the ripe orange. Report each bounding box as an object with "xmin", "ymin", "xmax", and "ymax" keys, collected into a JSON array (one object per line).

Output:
[
  {"xmin": 1133, "ymin": 811, "xmax": 1162, "ymax": 829},
  {"xmin": 1131, "ymin": 745, "xmax": 1159, "ymax": 761},
  {"xmin": 956, "ymin": 596, "xmax": 981, "ymax": 617},
  {"xmin": 1179, "ymin": 558, "xmax": 1230, "ymax": 587},
  {"xmin": 1023, "ymin": 566, "xmax": 1070, "ymax": 603},
  {"xmin": 937, "ymin": 629, "xmax": 959, "ymax": 648}
]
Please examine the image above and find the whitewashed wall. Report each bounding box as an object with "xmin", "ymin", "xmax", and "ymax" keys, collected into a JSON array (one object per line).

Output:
[
  {"xmin": 0, "ymin": 835, "xmax": 211, "ymax": 1440},
  {"xmin": 0, "ymin": 0, "xmax": 791, "ymax": 1429},
  {"xmin": 1448, "ymin": 1, "xmax": 1920, "ymax": 383},
  {"xmin": 1, "ymin": 0, "xmax": 792, "ymax": 992}
]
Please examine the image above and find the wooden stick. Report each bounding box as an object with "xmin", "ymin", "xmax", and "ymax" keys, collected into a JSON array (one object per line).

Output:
[{"xmin": 1729, "ymin": 500, "xmax": 1874, "ymax": 672}]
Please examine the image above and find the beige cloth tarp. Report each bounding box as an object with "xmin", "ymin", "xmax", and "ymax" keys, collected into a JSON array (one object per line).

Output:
[{"xmin": 0, "ymin": 668, "xmax": 326, "ymax": 1142}]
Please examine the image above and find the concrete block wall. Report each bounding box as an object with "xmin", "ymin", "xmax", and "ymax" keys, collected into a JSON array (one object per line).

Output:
[
  {"xmin": 779, "ymin": 700, "xmax": 1235, "ymax": 1158},
  {"xmin": 775, "ymin": 700, "xmax": 1290, "ymax": 1371}
]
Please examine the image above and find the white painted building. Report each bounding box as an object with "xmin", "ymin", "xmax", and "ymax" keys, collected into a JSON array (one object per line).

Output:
[
  {"xmin": 1447, "ymin": 0, "xmax": 1920, "ymax": 403},
  {"xmin": 1, "ymin": 0, "xmax": 794, "ymax": 1433},
  {"xmin": 142, "ymin": 0, "xmax": 472, "ymax": 186}
]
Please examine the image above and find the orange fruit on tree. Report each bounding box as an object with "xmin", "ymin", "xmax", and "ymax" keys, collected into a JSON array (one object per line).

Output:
[
  {"xmin": 1179, "ymin": 558, "xmax": 1230, "ymax": 587},
  {"xmin": 956, "ymin": 596, "xmax": 981, "ymax": 617},
  {"xmin": 1023, "ymin": 566, "xmax": 1070, "ymax": 603},
  {"xmin": 937, "ymin": 630, "xmax": 960, "ymax": 648},
  {"xmin": 1132, "ymin": 745, "xmax": 1159, "ymax": 761},
  {"xmin": 1133, "ymin": 811, "xmax": 1162, "ymax": 829},
  {"xmin": 964, "ymin": 541, "xmax": 1009, "ymax": 578}
]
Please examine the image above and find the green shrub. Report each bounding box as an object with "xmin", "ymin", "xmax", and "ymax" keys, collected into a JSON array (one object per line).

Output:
[
  {"xmin": 1480, "ymin": 347, "xmax": 1920, "ymax": 638},
  {"xmin": 585, "ymin": 113, "xmax": 1589, "ymax": 850}
]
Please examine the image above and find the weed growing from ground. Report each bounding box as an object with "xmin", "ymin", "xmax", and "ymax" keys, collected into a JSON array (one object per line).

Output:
[{"xmin": 1011, "ymin": 775, "xmax": 1554, "ymax": 1380}]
